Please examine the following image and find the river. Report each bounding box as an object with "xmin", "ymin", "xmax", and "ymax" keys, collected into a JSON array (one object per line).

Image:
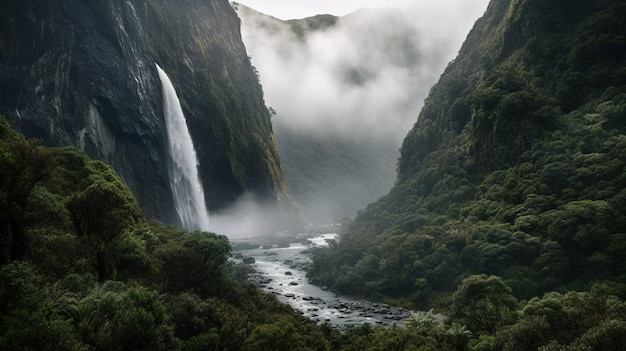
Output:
[{"xmin": 232, "ymin": 233, "xmax": 413, "ymax": 329}]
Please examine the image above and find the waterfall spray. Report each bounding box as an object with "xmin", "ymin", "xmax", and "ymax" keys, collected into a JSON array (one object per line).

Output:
[{"xmin": 156, "ymin": 63, "xmax": 210, "ymax": 231}]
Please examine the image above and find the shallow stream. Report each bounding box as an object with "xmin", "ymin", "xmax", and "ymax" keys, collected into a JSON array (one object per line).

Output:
[{"xmin": 234, "ymin": 233, "xmax": 413, "ymax": 329}]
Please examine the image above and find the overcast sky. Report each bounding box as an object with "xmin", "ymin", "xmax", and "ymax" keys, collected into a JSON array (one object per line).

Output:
[{"xmin": 239, "ymin": 0, "xmax": 487, "ymax": 20}]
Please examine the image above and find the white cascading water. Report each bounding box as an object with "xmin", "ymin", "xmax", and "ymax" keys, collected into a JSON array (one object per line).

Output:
[{"xmin": 156, "ymin": 63, "xmax": 210, "ymax": 231}]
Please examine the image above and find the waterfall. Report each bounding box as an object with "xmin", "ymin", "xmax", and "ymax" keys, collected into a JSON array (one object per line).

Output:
[{"xmin": 156, "ymin": 63, "xmax": 210, "ymax": 231}]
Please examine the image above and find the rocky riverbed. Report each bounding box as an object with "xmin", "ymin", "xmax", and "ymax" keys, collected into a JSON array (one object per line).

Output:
[{"xmin": 232, "ymin": 233, "xmax": 414, "ymax": 329}]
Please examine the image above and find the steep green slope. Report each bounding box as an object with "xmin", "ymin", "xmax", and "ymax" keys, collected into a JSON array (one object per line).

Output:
[{"xmin": 310, "ymin": 0, "xmax": 626, "ymax": 307}]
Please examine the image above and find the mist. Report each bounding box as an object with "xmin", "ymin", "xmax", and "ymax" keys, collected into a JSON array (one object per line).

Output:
[
  {"xmin": 209, "ymin": 192, "xmax": 290, "ymax": 239},
  {"xmin": 236, "ymin": 2, "xmax": 489, "ymax": 224},
  {"xmin": 240, "ymin": 1, "xmax": 488, "ymax": 142}
]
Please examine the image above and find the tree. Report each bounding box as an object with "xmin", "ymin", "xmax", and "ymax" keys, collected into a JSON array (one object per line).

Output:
[
  {"xmin": 0, "ymin": 136, "xmax": 57, "ymax": 263},
  {"xmin": 77, "ymin": 286, "xmax": 173, "ymax": 351},
  {"xmin": 67, "ymin": 172, "xmax": 141, "ymax": 282},
  {"xmin": 155, "ymin": 230, "xmax": 230, "ymax": 297},
  {"xmin": 0, "ymin": 262, "xmax": 82, "ymax": 351},
  {"xmin": 244, "ymin": 320, "xmax": 300, "ymax": 351},
  {"xmin": 451, "ymin": 275, "xmax": 518, "ymax": 334}
]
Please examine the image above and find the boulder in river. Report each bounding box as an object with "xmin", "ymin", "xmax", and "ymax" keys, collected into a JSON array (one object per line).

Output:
[
  {"xmin": 285, "ymin": 271, "xmax": 293, "ymax": 275},
  {"xmin": 242, "ymin": 257, "xmax": 256, "ymax": 264}
]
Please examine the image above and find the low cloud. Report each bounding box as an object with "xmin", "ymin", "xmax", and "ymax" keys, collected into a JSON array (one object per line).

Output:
[
  {"xmin": 240, "ymin": 1, "xmax": 488, "ymax": 142},
  {"xmin": 209, "ymin": 192, "xmax": 288, "ymax": 238},
  {"xmin": 236, "ymin": 2, "xmax": 488, "ymax": 224}
]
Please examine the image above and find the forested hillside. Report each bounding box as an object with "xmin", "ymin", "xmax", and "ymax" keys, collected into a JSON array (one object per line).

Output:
[
  {"xmin": 0, "ymin": 114, "xmax": 330, "ymax": 350},
  {"xmin": 310, "ymin": 0, "xmax": 626, "ymax": 317}
]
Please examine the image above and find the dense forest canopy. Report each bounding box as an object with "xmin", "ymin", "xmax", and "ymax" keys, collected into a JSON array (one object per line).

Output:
[
  {"xmin": 2, "ymin": 110, "xmax": 624, "ymax": 349},
  {"xmin": 0, "ymin": 113, "xmax": 335, "ymax": 350}
]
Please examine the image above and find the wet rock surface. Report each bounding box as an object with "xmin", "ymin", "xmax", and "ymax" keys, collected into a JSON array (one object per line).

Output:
[
  {"xmin": 234, "ymin": 233, "xmax": 414, "ymax": 329},
  {"xmin": 0, "ymin": 0, "xmax": 297, "ymax": 225}
]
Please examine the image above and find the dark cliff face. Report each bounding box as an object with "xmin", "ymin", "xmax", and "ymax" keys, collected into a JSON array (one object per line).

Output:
[{"xmin": 0, "ymin": 0, "xmax": 298, "ymax": 226}]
